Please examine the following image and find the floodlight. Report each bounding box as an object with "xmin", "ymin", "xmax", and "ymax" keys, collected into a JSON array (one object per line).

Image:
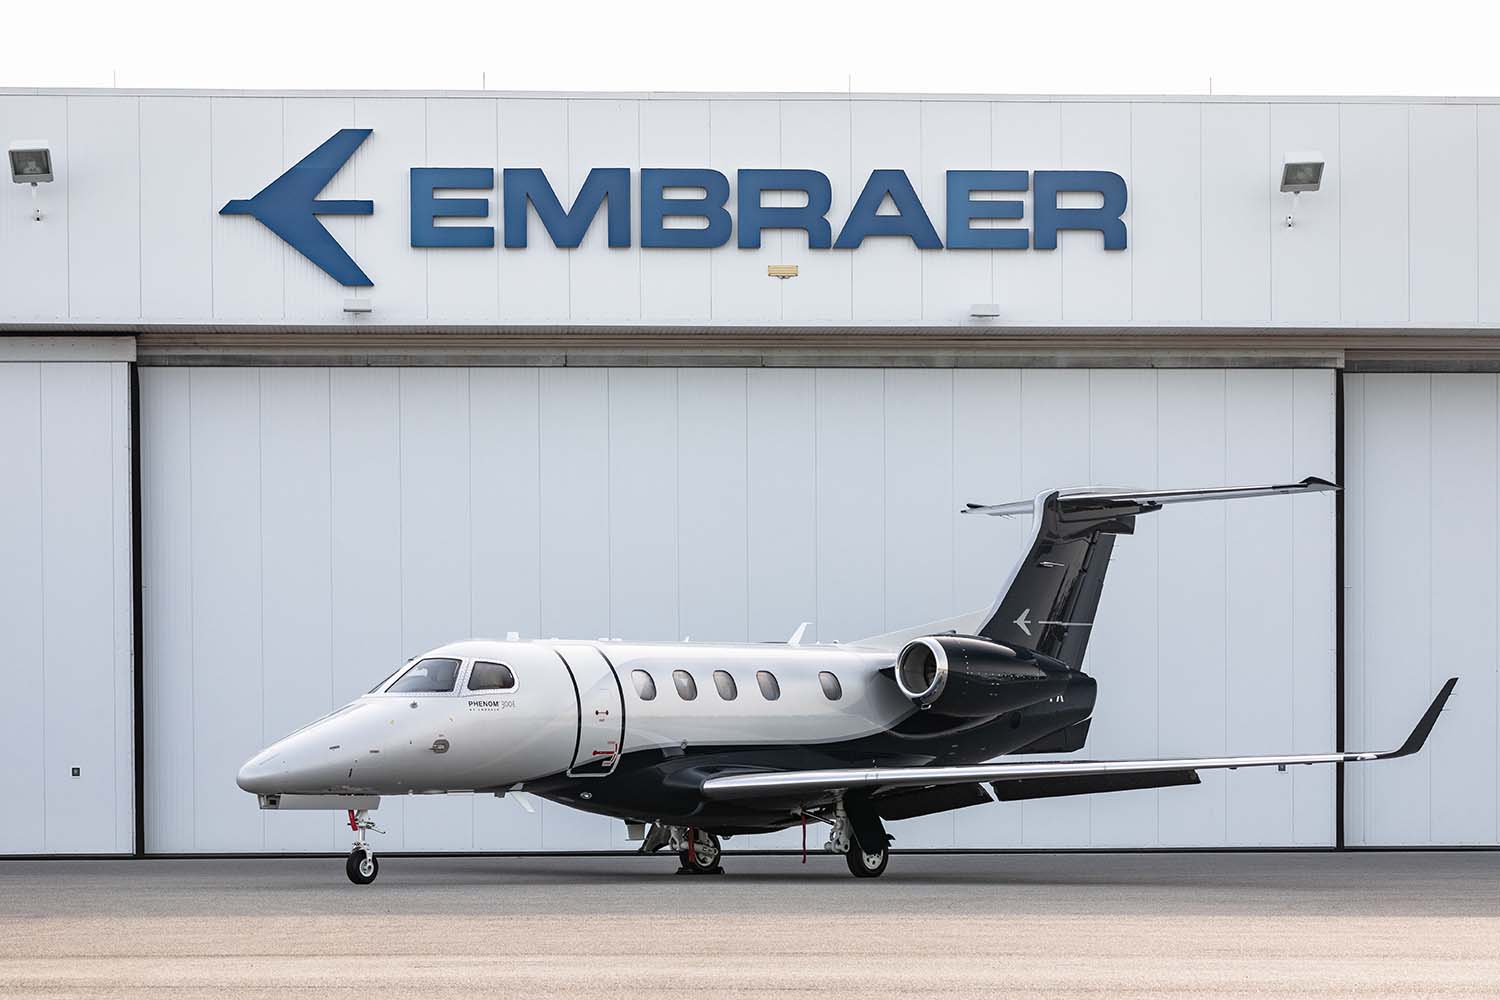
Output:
[
  {"xmin": 8, "ymin": 141, "xmax": 53, "ymax": 184},
  {"xmin": 1280, "ymin": 151, "xmax": 1325, "ymax": 228},
  {"xmin": 1280, "ymin": 152, "xmax": 1324, "ymax": 194}
]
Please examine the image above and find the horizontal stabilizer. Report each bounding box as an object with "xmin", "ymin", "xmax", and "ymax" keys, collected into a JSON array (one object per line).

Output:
[
  {"xmin": 963, "ymin": 476, "xmax": 1338, "ymax": 518},
  {"xmin": 699, "ymin": 678, "xmax": 1455, "ymax": 801}
]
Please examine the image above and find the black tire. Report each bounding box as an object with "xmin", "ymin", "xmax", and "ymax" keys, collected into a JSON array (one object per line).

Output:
[
  {"xmin": 846, "ymin": 840, "xmax": 889, "ymax": 878},
  {"xmin": 346, "ymin": 849, "xmax": 379, "ymax": 885},
  {"xmin": 677, "ymin": 830, "xmax": 722, "ymax": 873}
]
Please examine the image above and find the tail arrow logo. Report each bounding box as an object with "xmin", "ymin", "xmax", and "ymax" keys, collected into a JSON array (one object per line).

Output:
[
  {"xmin": 220, "ymin": 128, "xmax": 375, "ymax": 287},
  {"xmin": 1013, "ymin": 608, "xmax": 1095, "ymax": 637}
]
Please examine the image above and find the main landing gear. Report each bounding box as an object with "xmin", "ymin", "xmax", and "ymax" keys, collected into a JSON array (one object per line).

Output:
[
  {"xmin": 826, "ymin": 797, "xmax": 891, "ymax": 879},
  {"xmin": 673, "ymin": 827, "xmax": 724, "ymax": 875},
  {"xmin": 345, "ymin": 809, "xmax": 383, "ymax": 885}
]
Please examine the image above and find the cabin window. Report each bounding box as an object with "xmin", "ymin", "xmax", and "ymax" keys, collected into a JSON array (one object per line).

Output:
[
  {"xmin": 467, "ymin": 661, "xmax": 516, "ymax": 691},
  {"xmin": 387, "ymin": 657, "xmax": 460, "ymax": 694},
  {"xmin": 673, "ymin": 670, "xmax": 698, "ymax": 700},
  {"xmin": 756, "ymin": 670, "xmax": 780, "ymax": 701},
  {"xmin": 631, "ymin": 670, "xmax": 657, "ymax": 701},
  {"xmin": 713, "ymin": 670, "xmax": 738, "ymax": 700},
  {"xmin": 818, "ymin": 671, "xmax": 843, "ymax": 701}
]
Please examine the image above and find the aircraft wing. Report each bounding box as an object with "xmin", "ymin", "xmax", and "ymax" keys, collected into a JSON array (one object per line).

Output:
[{"xmin": 699, "ymin": 678, "xmax": 1455, "ymax": 802}]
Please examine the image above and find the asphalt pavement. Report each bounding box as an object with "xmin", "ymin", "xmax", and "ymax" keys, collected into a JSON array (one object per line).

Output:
[{"xmin": 1, "ymin": 851, "xmax": 1496, "ymax": 997}]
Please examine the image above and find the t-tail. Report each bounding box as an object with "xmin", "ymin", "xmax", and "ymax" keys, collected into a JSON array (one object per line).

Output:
[{"xmin": 963, "ymin": 477, "xmax": 1338, "ymax": 669}]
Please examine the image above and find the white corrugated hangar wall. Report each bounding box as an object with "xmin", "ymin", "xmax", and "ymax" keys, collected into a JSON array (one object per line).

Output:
[{"xmin": 137, "ymin": 364, "xmax": 1336, "ymax": 853}]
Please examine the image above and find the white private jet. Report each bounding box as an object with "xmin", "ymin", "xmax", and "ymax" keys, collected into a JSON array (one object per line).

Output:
[{"xmin": 237, "ymin": 478, "xmax": 1455, "ymax": 883}]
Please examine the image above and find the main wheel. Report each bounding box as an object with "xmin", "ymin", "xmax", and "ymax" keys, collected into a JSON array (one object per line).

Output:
[
  {"xmin": 677, "ymin": 830, "xmax": 722, "ymax": 873},
  {"xmin": 845, "ymin": 840, "xmax": 889, "ymax": 878},
  {"xmin": 346, "ymin": 848, "xmax": 379, "ymax": 885}
]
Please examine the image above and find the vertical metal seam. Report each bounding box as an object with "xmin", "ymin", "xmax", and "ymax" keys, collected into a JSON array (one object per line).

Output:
[
  {"xmin": 131, "ymin": 363, "xmax": 146, "ymax": 856},
  {"xmin": 1334, "ymin": 368, "xmax": 1346, "ymax": 850}
]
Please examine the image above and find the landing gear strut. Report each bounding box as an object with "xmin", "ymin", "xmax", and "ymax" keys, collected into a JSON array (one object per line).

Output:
[{"xmin": 345, "ymin": 809, "xmax": 383, "ymax": 885}]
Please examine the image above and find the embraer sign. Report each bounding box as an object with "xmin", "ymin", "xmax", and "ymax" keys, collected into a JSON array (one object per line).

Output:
[{"xmin": 222, "ymin": 128, "xmax": 1128, "ymax": 288}]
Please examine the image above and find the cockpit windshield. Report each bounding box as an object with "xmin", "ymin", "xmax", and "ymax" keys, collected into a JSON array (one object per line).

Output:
[{"xmin": 385, "ymin": 657, "xmax": 461, "ymax": 694}]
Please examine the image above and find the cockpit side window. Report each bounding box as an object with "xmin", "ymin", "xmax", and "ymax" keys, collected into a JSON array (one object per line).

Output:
[
  {"xmin": 387, "ymin": 657, "xmax": 461, "ymax": 693},
  {"xmin": 468, "ymin": 661, "xmax": 516, "ymax": 691}
]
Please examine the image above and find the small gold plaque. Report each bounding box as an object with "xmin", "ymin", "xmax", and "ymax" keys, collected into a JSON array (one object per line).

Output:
[{"xmin": 767, "ymin": 264, "xmax": 799, "ymax": 278}]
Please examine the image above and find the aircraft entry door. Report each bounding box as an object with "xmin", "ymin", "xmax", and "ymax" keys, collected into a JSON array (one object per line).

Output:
[{"xmin": 557, "ymin": 644, "xmax": 625, "ymax": 777}]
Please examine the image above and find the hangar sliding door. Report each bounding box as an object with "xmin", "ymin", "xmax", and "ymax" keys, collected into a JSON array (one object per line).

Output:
[
  {"xmin": 1345, "ymin": 374, "xmax": 1500, "ymax": 846},
  {"xmin": 140, "ymin": 366, "xmax": 1336, "ymax": 853},
  {"xmin": 0, "ymin": 359, "xmax": 135, "ymax": 855}
]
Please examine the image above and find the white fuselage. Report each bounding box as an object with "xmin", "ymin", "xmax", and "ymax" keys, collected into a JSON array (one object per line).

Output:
[{"xmin": 236, "ymin": 638, "xmax": 907, "ymax": 797}]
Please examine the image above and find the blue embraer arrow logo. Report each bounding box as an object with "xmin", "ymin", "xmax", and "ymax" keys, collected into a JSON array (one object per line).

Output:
[{"xmin": 220, "ymin": 128, "xmax": 374, "ymax": 287}]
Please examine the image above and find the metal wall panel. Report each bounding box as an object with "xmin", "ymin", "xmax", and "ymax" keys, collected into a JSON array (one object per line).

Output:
[
  {"xmin": 919, "ymin": 101, "xmax": 992, "ymax": 325},
  {"xmin": 139, "ymin": 98, "xmax": 212, "ymax": 321},
  {"xmin": 283, "ymin": 99, "xmax": 357, "ymax": 324},
  {"xmin": 0, "ymin": 363, "xmax": 132, "ymax": 854},
  {"xmin": 209, "ymin": 99, "xmax": 284, "ymax": 322},
  {"xmin": 1130, "ymin": 103, "xmax": 1202, "ymax": 324},
  {"xmin": 1345, "ymin": 374, "xmax": 1500, "ymax": 846},
  {"xmin": 425, "ymin": 100, "xmax": 499, "ymax": 324},
  {"xmin": 0, "ymin": 96, "xmax": 68, "ymax": 321},
  {"xmin": 1339, "ymin": 105, "xmax": 1409, "ymax": 324},
  {"xmin": 140, "ymin": 366, "xmax": 1336, "ymax": 852},
  {"xmin": 67, "ymin": 96, "xmax": 140, "ymax": 321},
  {"xmin": 1409, "ymin": 106, "xmax": 1479, "ymax": 325},
  {"xmin": 567, "ymin": 100, "xmax": 639, "ymax": 324},
  {"xmin": 498, "ymin": 99, "xmax": 570, "ymax": 324},
  {"xmin": 1270, "ymin": 104, "xmax": 1340, "ymax": 325},
  {"xmin": 640, "ymin": 101, "xmax": 712, "ymax": 322},
  {"xmin": 1202, "ymin": 104, "xmax": 1271, "ymax": 324},
  {"xmin": 850, "ymin": 101, "xmax": 923, "ymax": 323},
  {"xmin": 709, "ymin": 100, "xmax": 782, "ymax": 324},
  {"xmin": 1060, "ymin": 103, "xmax": 1132, "ymax": 324},
  {"xmin": 779, "ymin": 101, "xmax": 852, "ymax": 324},
  {"xmin": 990, "ymin": 102, "xmax": 1062, "ymax": 323}
]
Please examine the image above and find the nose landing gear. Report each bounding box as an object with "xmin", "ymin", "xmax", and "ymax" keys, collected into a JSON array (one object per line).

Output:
[{"xmin": 345, "ymin": 809, "xmax": 383, "ymax": 885}]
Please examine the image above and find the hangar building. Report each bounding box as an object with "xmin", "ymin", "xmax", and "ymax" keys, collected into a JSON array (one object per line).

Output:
[{"xmin": 1, "ymin": 89, "xmax": 1495, "ymax": 854}]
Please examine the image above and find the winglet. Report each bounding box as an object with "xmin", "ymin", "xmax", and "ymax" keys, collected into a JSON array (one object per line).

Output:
[
  {"xmin": 788, "ymin": 622, "xmax": 810, "ymax": 646},
  {"xmin": 1389, "ymin": 677, "xmax": 1458, "ymax": 758}
]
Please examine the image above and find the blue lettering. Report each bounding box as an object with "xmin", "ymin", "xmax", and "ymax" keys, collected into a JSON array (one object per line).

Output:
[
  {"xmin": 640, "ymin": 169, "xmax": 732, "ymax": 249},
  {"xmin": 834, "ymin": 170, "xmax": 941, "ymax": 249},
  {"xmin": 736, "ymin": 169, "xmax": 833, "ymax": 249},
  {"xmin": 1033, "ymin": 170, "xmax": 1128, "ymax": 250},
  {"xmin": 945, "ymin": 170, "xmax": 1028, "ymax": 250},
  {"xmin": 410, "ymin": 167, "xmax": 494, "ymax": 248},
  {"xmin": 503, "ymin": 167, "xmax": 631, "ymax": 248}
]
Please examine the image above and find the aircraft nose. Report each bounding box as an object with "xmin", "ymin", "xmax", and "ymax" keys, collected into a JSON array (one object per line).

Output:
[{"xmin": 236, "ymin": 749, "xmax": 283, "ymax": 794}]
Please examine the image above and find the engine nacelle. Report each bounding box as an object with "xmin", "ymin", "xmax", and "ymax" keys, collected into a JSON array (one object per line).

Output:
[{"xmin": 895, "ymin": 635, "xmax": 1070, "ymax": 718}]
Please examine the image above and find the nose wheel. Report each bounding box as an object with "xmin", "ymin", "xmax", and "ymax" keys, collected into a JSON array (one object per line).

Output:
[
  {"xmin": 346, "ymin": 848, "xmax": 379, "ymax": 884},
  {"xmin": 344, "ymin": 809, "xmax": 383, "ymax": 885}
]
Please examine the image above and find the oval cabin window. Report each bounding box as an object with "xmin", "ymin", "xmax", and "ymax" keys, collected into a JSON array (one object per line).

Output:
[
  {"xmin": 631, "ymin": 669, "xmax": 657, "ymax": 701},
  {"xmin": 756, "ymin": 670, "xmax": 780, "ymax": 701},
  {"xmin": 818, "ymin": 671, "xmax": 842, "ymax": 701},
  {"xmin": 713, "ymin": 670, "xmax": 738, "ymax": 700},
  {"xmin": 673, "ymin": 670, "xmax": 698, "ymax": 701}
]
